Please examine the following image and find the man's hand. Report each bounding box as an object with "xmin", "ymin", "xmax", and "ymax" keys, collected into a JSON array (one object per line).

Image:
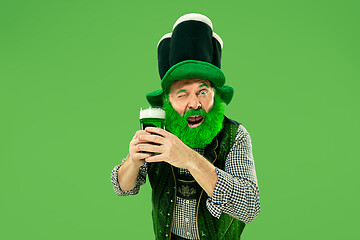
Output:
[
  {"xmin": 128, "ymin": 130, "xmax": 155, "ymax": 168},
  {"xmin": 139, "ymin": 127, "xmax": 218, "ymax": 197},
  {"xmin": 117, "ymin": 130, "xmax": 156, "ymax": 192},
  {"xmin": 137, "ymin": 127, "xmax": 197, "ymax": 170}
]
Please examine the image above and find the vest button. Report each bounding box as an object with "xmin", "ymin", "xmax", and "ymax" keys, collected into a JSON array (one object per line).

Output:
[
  {"xmin": 166, "ymin": 224, "xmax": 169, "ymax": 227},
  {"xmin": 167, "ymin": 213, "xmax": 170, "ymax": 216},
  {"xmin": 170, "ymin": 199, "xmax": 173, "ymax": 202},
  {"xmin": 165, "ymin": 234, "xmax": 169, "ymax": 237}
]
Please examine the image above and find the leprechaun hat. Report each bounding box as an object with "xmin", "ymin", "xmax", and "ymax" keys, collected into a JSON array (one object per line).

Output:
[{"xmin": 146, "ymin": 13, "xmax": 234, "ymax": 107}]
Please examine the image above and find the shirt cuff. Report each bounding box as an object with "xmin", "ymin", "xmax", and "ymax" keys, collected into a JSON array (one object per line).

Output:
[
  {"xmin": 110, "ymin": 160, "xmax": 144, "ymax": 196},
  {"xmin": 206, "ymin": 167, "xmax": 234, "ymax": 219}
]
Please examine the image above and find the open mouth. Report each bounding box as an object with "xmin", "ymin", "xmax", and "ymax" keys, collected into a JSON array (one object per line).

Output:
[{"xmin": 187, "ymin": 115, "xmax": 204, "ymax": 128}]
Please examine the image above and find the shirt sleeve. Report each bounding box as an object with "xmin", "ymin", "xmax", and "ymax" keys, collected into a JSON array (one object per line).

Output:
[
  {"xmin": 206, "ymin": 125, "xmax": 260, "ymax": 223},
  {"xmin": 110, "ymin": 158, "xmax": 148, "ymax": 196}
]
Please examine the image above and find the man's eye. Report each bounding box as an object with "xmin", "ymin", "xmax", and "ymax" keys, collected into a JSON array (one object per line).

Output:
[{"xmin": 200, "ymin": 90, "xmax": 207, "ymax": 95}]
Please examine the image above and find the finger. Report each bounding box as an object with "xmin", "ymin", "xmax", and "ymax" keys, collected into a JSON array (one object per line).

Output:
[
  {"xmin": 145, "ymin": 154, "xmax": 164, "ymax": 163},
  {"xmin": 138, "ymin": 134, "xmax": 166, "ymax": 145},
  {"xmin": 133, "ymin": 152, "xmax": 154, "ymax": 160},
  {"xmin": 145, "ymin": 127, "xmax": 170, "ymax": 137},
  {"xmin": 131, "ymin": 131, "xmax": 151, "ymax": 146},
  {"xmin": 137, "ymin": 143, "xmax": 163, "ymax": 153},
  {"xmin": 130, "ymin": 137, "xmax": 140, "ymax": 148},
  {"xmin": 130, "ymin": 137, "xmax": 141, "ymax": 147},
  {"xmin": 133, "ymin": 130, "xmax": 151, "ymax": 139}
]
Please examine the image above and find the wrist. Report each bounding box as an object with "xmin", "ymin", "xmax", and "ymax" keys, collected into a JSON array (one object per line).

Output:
[{"xmin": 127, "ymin": 154, "xmax": 144, "ymax": 170}]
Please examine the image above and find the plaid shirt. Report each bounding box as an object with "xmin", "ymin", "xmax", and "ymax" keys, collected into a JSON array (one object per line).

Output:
[{"xmin": 110, "ymin": 124, "xmax": 260, "ymax": 239}]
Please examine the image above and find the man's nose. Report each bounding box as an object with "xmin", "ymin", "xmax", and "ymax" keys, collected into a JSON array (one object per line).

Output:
[{"xmin": 187, "ymin": 95, "xmax": 202, "ymax": 110}]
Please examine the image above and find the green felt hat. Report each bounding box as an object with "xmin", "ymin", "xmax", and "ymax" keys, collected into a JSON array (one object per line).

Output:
[{"xmin": 146, "ymin": 13, "xmax": 234, "ymax": 107}]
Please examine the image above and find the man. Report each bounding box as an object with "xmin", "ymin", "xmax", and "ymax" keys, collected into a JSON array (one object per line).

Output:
[{"xmin": 111, "ymin": 13, "xmax": 260, "ymax": 239}]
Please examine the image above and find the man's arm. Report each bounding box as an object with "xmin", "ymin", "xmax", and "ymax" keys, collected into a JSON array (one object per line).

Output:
[
  {"xmin": 186, "ymin": 152, "xmax": 218, "ymax": 198},
  {"xmin": 110, "ymin": 157, "xmax": 147, "ymax": 196},
  {"xmin": 167, "ymin": 125, "xmax": 260, "ymax": 222},
  {"xmin": 138, "ymin": 126, "xmax": 260, "ymax": 222},
  {"xmin": 110, "ymin": 129, "xmax": 153, "ymax": 196},
  {"xmin": 205, "ymin": 125, "xmax": 260, "ymax": 223},
  {"xmin": 117, "ymin": 154, "xmax": 144, "ymax": 191}
]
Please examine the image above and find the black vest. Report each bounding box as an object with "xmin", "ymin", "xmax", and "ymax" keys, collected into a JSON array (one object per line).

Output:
[{"xmin": 147, "ymin": 117, "xmax": 245, "ymax": 239}]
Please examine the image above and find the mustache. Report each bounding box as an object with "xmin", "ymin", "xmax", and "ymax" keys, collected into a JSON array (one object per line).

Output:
[{"xmin": 183, "ymin": 108, "xmax": 207, "ymax": 119}]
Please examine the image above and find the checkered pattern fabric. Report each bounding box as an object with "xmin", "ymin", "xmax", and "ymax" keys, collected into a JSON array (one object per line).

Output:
[
  {"xmin": 111, "ymin": 161, "xmax": 147, "ymax": 196},
  {"xmin": 172, "ymin": 197, "xmax": 198, "ymax": 239},
  {"xmin": 110, "ymin": 124, "xmax": 260, "ymax": 239}
]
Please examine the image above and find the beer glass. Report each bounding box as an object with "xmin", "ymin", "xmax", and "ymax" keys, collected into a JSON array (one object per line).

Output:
[{"xmin": 140, "ymin": 107, "xmax": 165, "ymax": 130}]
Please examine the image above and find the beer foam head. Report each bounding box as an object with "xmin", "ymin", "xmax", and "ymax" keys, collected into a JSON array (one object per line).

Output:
[{"xmin": 140, "ymin": 107, "xmax": 165, "ymax": 119}]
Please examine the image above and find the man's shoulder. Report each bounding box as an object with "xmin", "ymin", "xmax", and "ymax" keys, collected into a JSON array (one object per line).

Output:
[
  {"xmin": 224, "ymin": 116, "xmax": 251, "ymax": 141},
  {"xmin": 224, "ymin": 115, "xmax": 240, "ymax": 127}
]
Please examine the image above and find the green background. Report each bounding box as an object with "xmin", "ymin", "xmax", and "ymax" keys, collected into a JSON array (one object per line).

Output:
[{"xmin": 1, "ymin": 0, "xmax": 359, "ymax": 239}]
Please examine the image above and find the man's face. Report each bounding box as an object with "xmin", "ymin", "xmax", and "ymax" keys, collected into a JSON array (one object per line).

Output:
[
  {"xmin": 168, "ymin": 79, "xmax": 215, "ymax": 128},
  {"xmin": 163, "ymin": 78, "xmax": 225, "ymax": 148}
]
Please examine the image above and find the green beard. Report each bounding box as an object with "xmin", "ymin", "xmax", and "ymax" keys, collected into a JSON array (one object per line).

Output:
[{"xmin": 162, "ymin": 94, "xmax": 226, "ymax": 148}]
